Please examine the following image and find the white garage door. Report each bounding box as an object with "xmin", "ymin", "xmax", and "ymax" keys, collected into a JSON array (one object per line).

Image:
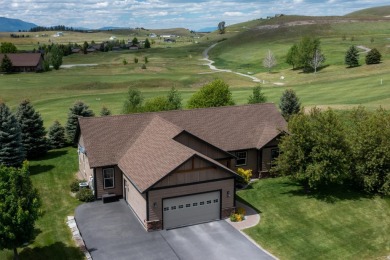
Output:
[{"xmin": 163, "ymin": 191, "xmax": 221, "ymax": 229}]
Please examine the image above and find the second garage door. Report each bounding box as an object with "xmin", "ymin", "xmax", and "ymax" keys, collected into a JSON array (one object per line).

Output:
[{"xmin": 163, "ymin": 191, "xmax": 221, "ymax": 229}]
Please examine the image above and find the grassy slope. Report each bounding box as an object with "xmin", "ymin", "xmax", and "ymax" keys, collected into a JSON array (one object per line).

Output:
[
  {"xmin": 0, "ymin": 148, "xmax": 84, "ymax": 260},
  {"xmin": 346, "ymin": 5, "xmax": 390, "ymax": 17},
  {"xmin": 238, "ymin": 177, "xmax": 390, "ymax": 260}
]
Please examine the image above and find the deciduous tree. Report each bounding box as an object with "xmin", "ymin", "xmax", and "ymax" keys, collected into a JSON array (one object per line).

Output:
[
  {"xmin": 309, "ymin": 49, "xmax": 325, "ymax": 73},
  {"xmin": 167, "ymin": 87, "xmax": 182, "ymax": 110},
  {"xmin": 218, "ymin": 21, "xmax": 226, "ymax": 34},
  {"xmin": 286, "ymin": 43, "xmax": 299, "ymax": 69},
  {"xmin": 0, "ymin": 162, "xmax": 41, "ymax": 260},
  {"xmin": 122, "ymin": 89, "xmax": 144, "ymax": 113},
  {"xmin": 248, "ymin": 85, "xmax": 267, "ymax": 104},
  {"xmin": 263, "ymin": 49, "xmax": 277, "ymax": 72},
  {"xmin": 16, "ymin": 100, "xmax": 48, "ymax": 159},
  {"xmin": 187, "ymin": 79, "xmax": 235, "ymax": 109},
  {"xmin": 0, "ymin": 102, "xmax": 25, "ymax": 167},
  {"xmin": 66, "ymin": 101, "xmax": 94, "ymax": 143},
  {"xmin": 50, "ymin": 44, "xmax": 63, "ymax": 70},
  {"xmin": 0, "ymin": 42, "xmax": 17, "ymax": 53}
]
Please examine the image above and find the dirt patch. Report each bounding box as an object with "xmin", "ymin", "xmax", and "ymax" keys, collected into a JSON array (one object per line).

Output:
[{"xmin": 273, "ymin": 82, "xmax": 285, "ymax": 86}]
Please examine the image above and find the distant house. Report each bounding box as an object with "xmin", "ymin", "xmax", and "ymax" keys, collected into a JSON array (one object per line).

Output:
[
  {"xmin": 109, "ymin": 36, "xmax": 117, "ymax": 41},
  {"xmin": 164, "ymin": 38, "xmax": 176, "ymax": 43},
  {"xmin": 53, "ymin": 32, "xmax": 64, "ymax": 37},
  {"xmin": 149, "ymin": 33, "xmax": 157, "ymax": 38},
  {"xmin": 71, "ymin": 48, "xmax": 81, "ymax": 54},
  {"xmin": 129, "ymin": 44, "xmax": 139, "ymax": 50},
  {"xmin": 0, "ymin": 53, "xmax": 44, "ymax": 72}
]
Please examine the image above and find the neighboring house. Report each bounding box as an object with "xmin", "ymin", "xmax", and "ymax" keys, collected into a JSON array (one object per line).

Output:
[
  {"xmin": 109, "ymin": 36, "xmax": 117, "ymax": 41},
  {"xmin": 129, "ymin": 44, "xmax": 139, "ymax": 50},
  {"xmin": 0, "ymin": 53, "xmax": 44, "ymax": 72},
  {"xmin": 77, "ymin": 103, "xmax": 287, "ymax": 230}
]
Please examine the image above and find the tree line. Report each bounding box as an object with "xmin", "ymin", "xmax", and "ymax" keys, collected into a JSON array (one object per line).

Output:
[{"xmin": 273, "ymin": 107, "xmax": 390, "ymax": 196}]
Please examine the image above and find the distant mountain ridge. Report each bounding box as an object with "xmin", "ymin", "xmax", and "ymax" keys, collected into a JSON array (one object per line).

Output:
[{"xmin": 0, "ymin": 17, "xmax": 38, "ymax": 32}]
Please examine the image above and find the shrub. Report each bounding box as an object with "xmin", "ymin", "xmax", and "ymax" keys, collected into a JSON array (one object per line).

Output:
[
  {"xmin": 134, "ymin": 57, "xmax": 138, "ymax": 64},
  {"xmin": 76, "ymin": 188, "xmax": 95, "ymax": 202},
  {"xmin": 70, "ymin": 179, "xmax": 80, "ymax": 193},
  {"xmin": 141, "ymin": 64, "xmax": 146, "ymax": 69},
  {"xmin": 122, "ymin": 59, "xmax": 127, "ymax": 65},
  {"xmin": 365, "ymin": 48, "xmax": 381, "ymax": 65},
  {"xmin": 236, "ymin": 207, "xmax": 246, "ymax": 216},
  {"xmin": 236, "ymin": 168, "xmax": 252, "ymax": 184},
  {"xmin": 144, "ymin": 56, "xmax": 148, "ymax": 63},
  {"xmin": 230, "ymin": 208, "xmax": 246, "ymax": 222}
]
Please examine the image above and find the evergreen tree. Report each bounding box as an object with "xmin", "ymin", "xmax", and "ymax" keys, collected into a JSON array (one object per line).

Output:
[
  {"xmin": 0, "ymin": 162, "xmax": 41, "ymax": 260},
  {"xmin": 345, "ymin": 45, "xmax": 359, "ymax": 68},
  {"xmin": 167, "ymin": 87, "xmax": 182, "ymax": 110},
  {"xmin": 365, "ymin": 48, "xmax": 382, "ymax": 65},
  {"xmin": 144, "ymin": 38, "xmax": 151, "ymax": 48},
  {"xmin": 0, "ymin": 102, "xmax": 25, "ymax": 167},
  {"xmin": 1, "ymin": 54, "xmax": 13, "ymax": 73},
  {"xmin": 132, "ymin": 37, "xmax": 139, "ymax": 45},
  {"xmin": 66, "ymin": 101, "xmax": 94, "ymax": 143},
  {"xmin": 100, "ymin": 106, "xmax": 111, "ymax": 116},
  {"xmin": 279, "ymin": 89, "xmax": 301, "ymax": 120},
  {"xmin": 248, "ymin": 85, "xmax": 267, "ymax": 104},
  {"xmin": 48, "ymin": 120, "xmax": 66, "ymax": 149},
  {"xmin": 16, "ymin": 100, "xmax": 48, "ymax": 159}
]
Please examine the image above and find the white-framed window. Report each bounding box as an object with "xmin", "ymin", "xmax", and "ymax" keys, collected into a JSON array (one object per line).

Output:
[
  {"xmin": 235, "ymin": 151, "xmax": 247, "ymax": 166},
  {"xmin": 103, "ymin": 168, "xmax": 115, "ymax": 189}
]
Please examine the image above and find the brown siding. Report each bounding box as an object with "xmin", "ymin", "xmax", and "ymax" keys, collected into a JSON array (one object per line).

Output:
[
  {"xmin": 148, "ymin": 179, "xmax": 234, "ymax": 222},
  {"xmin": 95, "ymin": 166, "xmax": 123, "ymax": 199},
  {"xmin": 174, "ymin": 132, "xmax": 229, "ymax": 159},
  {"xmin": 124, "ymin": 175, "xmax": 147, "ymax": 223},
  {"xmin": 78, "ymin": 135, "xmax": 93, "ymax": 181},
  {"xmin": 231, "ymin": 149, "xmax": 259, "ymax": 177},
  {"xmin": 153, "ymin": 157, "xmax": 231, "ymax": 188}
]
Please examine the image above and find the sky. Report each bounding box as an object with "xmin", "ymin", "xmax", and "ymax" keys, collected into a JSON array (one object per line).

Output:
[{"xmin": 1, "ymin": 0, "xmax": 389, "ymax": 30}]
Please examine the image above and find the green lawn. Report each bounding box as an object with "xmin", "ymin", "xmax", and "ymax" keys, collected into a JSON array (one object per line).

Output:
[
  {"xmin": 238, "ymin": 177, "xmax": 390, "ymax": 260},
  {"xmin": 0, "ymin": 147, "xmax": 84, "ymax": 260}
]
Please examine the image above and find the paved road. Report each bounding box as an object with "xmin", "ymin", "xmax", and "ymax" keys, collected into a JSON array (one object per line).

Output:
[{"xmin": 75, "ymin": 200, "xmax": 274, "ymax": 260}]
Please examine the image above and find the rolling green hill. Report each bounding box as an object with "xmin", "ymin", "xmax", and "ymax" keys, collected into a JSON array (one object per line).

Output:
[{"xmin": 346, "ymin": 5, "xmax": 390, "ymax": 17}]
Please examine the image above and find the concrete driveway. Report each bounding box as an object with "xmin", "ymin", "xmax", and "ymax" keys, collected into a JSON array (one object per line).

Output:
[{"xmin": 75, "ymin": 200, "xmax": 274, "ymax": 260}]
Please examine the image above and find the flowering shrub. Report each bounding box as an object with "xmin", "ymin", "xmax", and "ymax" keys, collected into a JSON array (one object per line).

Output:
[
  {"xmin": 230, "ymin": 207, "xmax": 246, "ymax": 222},
  {"xmin": 236, "ymin": 168, "xmax": 252, "ymax": 184}
]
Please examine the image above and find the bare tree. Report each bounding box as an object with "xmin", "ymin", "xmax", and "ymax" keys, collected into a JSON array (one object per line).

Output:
[
  {"xmin": 309, "ymin": 49, "xmax": 325, "ymax": 73},
  {"xmin": 263, "ymin": 49, "xmax": 277, "ymax": 72}
]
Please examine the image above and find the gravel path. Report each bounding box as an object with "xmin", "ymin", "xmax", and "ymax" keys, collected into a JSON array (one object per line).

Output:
[
  {"xmin": 356, "ymin": 45, "xmax": 371, "ymax": 53},
  {"xmin": 60, "ymin": 64, "xmax": 98, "ymax": 68},
  {"xmin": 200, "ymin": 43, "xmax": 261, "ymax": 82}
]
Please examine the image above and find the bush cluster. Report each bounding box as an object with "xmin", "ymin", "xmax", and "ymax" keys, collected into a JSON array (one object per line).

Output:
[
  {"xmin": 236, "ymin": 168, "xmax": 252, "ymax": 185},
  {"xmin": 76, "ymin": 188, "xmax": 95, "ymax": 202},
  {"xmin": 230, "ymin": 207, "xmax": 246, "ymax": 222},
  {"xmin": 70, "ymin": 179, "xmax": 80, "ymax": 193}
]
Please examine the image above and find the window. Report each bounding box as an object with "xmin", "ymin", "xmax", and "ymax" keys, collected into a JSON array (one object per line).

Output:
[
  {"xmin": 271, "ymin": 148, "xmax": 279, "ymax": 161},
  {"xmin": 103, "ymin": 168, "xmax": 115, "ymax": 189},
  {"xmin": 235, "ymin": 151, "xmax": 247, "ymax": 166}
]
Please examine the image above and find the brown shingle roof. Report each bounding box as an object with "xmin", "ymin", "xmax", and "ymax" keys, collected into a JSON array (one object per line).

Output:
[
  {"xmin": 78, "ymin": 103, "xmax": 286, "ymax": 191},
  {"xmin": 79, "ymin": 103, "xmax": 286, "ymax": 168},
  {"xmin": 0, "ymin": 53, "xmax": 42, "ymax": 67}
]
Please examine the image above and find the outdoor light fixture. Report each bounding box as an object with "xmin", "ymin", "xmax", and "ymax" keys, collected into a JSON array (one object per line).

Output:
[
  {"xmin": 153, "ymin": 202, "xmax": 157, "ymax": 208},
  {"xmin": 227, "ymin": 191, "xmax": 230, "ymax": 197}
]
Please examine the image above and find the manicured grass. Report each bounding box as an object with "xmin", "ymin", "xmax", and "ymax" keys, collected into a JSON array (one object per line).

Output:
[
  {"xmin": 0, "ymin": 147, "xmax": 84, "ymax": 260},
  {"xmin": 237, "ymin": 177, "xmax": 390, "ymax": 260}
]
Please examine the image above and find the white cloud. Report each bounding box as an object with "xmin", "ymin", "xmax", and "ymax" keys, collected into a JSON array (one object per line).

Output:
[{"xmin": 223, "ymin": 12, "xmax": 244, "ymax": 17}]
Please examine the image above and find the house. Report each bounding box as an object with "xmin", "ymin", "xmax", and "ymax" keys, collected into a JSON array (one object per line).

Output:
[
  {"xmin": 0, "ymin": 53, "xmax": 44, "ymax": 72},
  {"xmin": 77, "ymin": 103, "xmax": 287, "ymax": 230}
]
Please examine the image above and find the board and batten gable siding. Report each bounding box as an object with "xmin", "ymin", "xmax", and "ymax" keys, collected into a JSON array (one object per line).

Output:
[
  {"xmin": 123, "ymin": 175, "xmax": 147, "ymax": 223},
  {"xmin": 148, "ymin": 179, "xmax": 234, "ymax": 222},
  {"xmin": 153, "ymin": 156, "xmax": 232, "ymax": 188},
  {"xmin": 231, "ymin": 149, "xmax": 259, "ymax": 177},
  {"xmin": 174, "ymin": 132, "xmax": 230, "ymax": 160},
  {"xmin": 78, "ymin": 135, "xmax": 93, "ymax": 181},
  {"xmin": 95, "ymin": 166, "xmax": 123, "ymax": 199}
]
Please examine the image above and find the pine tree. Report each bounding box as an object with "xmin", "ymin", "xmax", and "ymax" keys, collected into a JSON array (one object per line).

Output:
[
  {"xmin": 1, "ymin": 54, "xmax": 13, "ymax": 73},
  {"xmin": 365, "ymin": 48, "xmax": 382, "ymax": 65},
  {"xmin": 100, "ymin": 106, "xmax": 111, "ymax": 116},
  {"xmin": 279, "ymin": 89, "xmax": 301, "ymax": 120},
  {"xmin": 345, "ymin": 45, "xmax": 359, "ymax": 68},
  {"xmin": 50, "ymin": 44, "xmax": 63, "ymax": 70},
  {"xmin": 0, "ymin": 102, "xmax": 25, "ymax": 167},
  {"xmin": 48, "ymin": 120, "xmax": 66, "ymax": 149},
  {"xmin": 66, "ymin": 101, "xmax": 94, "ymax": 143},
  {"xmin": 144, "ymin": 38, "xmax": 151, "ymax": 48},
  {"xmin": 248, "ymin": 85, "xmax": 267, "ymax": 104},
  {"xmin": 16, "ymin": 100, "xmax": 48, "ymax": 159}
]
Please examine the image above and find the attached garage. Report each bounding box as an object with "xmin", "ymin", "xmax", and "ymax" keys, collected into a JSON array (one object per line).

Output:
[{"xmin": 163, "ymin": 191, "xmax": 221, "ymax": 229}]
